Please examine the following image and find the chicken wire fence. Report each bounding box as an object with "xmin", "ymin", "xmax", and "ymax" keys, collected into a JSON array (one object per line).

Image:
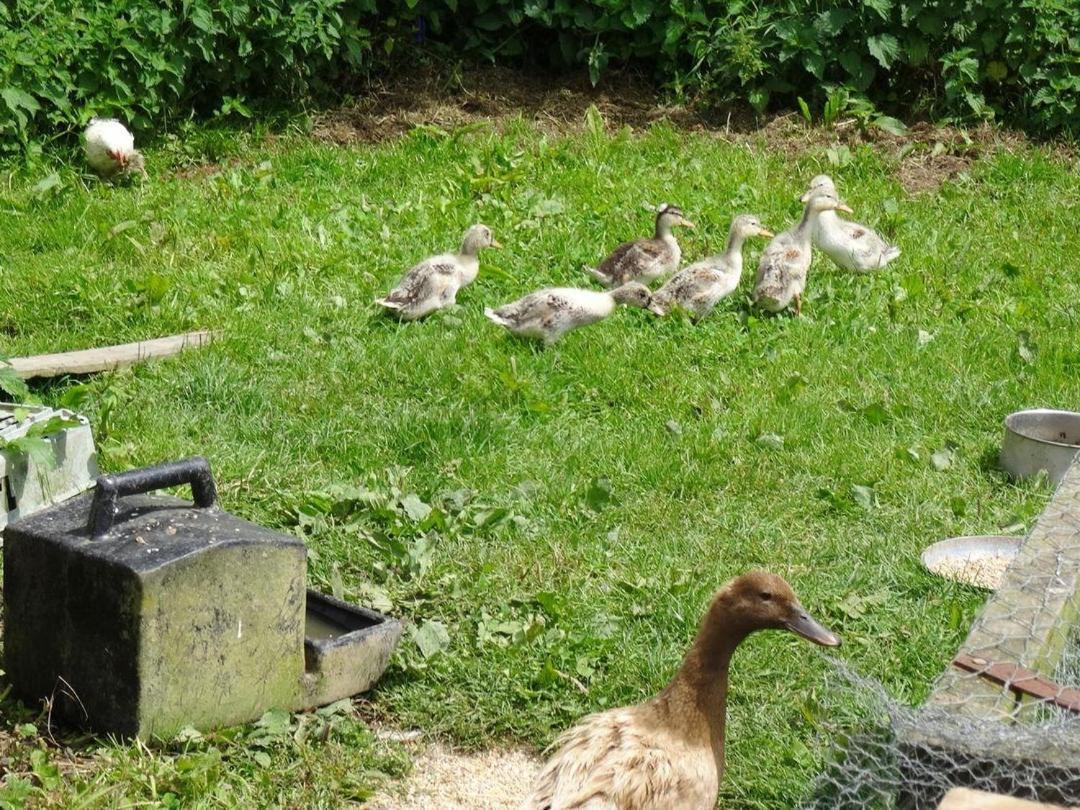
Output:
[{"xmin": 800, "ymin": 476, "xmax": 1080, "ymax": 810}]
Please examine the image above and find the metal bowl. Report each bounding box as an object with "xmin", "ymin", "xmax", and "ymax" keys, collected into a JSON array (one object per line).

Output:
[
  {"xmin": 1000, "ymin": 409, "xmax": 1080, "ymax": 486},
  {"xmin": 921, "ymin": 535, "xmax": 1023, "ymax": 590}
]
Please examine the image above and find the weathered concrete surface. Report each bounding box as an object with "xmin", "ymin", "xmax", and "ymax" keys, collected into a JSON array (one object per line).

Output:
[{"xmin": 3, "ymin": 490, "xmax": 306, "ymax": 738}]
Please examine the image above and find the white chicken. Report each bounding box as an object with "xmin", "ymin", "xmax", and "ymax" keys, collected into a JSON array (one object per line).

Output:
[{"xmin": 84, "ymin": 118, "xmax": 146, "ymax": 179}]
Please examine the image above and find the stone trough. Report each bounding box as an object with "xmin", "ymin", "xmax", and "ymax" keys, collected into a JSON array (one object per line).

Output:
[{"xmin": 2, "ymin": 457, "xmax": 401, "ymax": 738}]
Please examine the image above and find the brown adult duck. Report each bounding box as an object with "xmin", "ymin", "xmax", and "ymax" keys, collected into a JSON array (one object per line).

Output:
[
  {"xmin": 587, "ymin": 204, "xmax": 695, "ymax": 287},
  {"xmin": 519, "ymin": 571, "xmax": 839, "ymax": 810}
]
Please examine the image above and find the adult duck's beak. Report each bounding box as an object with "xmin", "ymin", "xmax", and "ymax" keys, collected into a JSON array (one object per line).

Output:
[
  {"xmin": 679, "ymin": 217, "xmax": 696, "ymax": 229},
  {"xmin": 837, "ymin": 203, "xmax": 854, "ymax": 214},
  {"xmin": 799, "ymin": 191, "xmax": 812, "ymax": 203},
  {"xmin": 490, "ymin": 239, "xmax": 503, "ymax": 249},
  {"xmin": 786, "ymin": 606, "xmax": 841, "ymax": 647},
  {"xmin": 758, "ymin": 228, "xmax": 775, "ymax": 238}
]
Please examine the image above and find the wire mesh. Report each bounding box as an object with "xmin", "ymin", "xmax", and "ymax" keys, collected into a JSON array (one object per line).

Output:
[{"xmin": 801, "ymin": 467, "xmax": 1080, "ymax": 809}]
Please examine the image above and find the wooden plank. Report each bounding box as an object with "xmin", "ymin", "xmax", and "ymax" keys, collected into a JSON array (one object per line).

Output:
[
  {"xmin": 926, "ymin": 459, "xmax": 1080, "ymax": 720},
  {"xmin": 952, "ymin": 653, "xmax": 1080, "ymax": 713},
  {"xmin": 938, "ymin": 787, "xmax": 1068, "ymax": 809},
  {"xmin": 6, "ymin": 331, "xmax": 214, "ymax": 379}
]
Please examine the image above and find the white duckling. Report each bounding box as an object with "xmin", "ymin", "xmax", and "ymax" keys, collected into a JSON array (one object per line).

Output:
[
  {"xmin": 649, "ymin": 214, "xmax": 774, "ymax": 320},
  {"xmin": 376, "ymin": 224, "xmax": 500, "ymax": 320},
  {"xmin": 520, "ymin": 571, "xmax": 840, "ymax": 810},
  {"xmin": 84, "ymin": 118, "xmax": 146, "ymax": 179},
  {"xmin": 801, "ymin": 174, "xmax": 900, "ymax": 272},
  {"xmin": 587, "ymin": 204, "xmax": 695, "ymax": 287},
  {"xmin": 752, "ymin": 193, "xmax": 853, "ymax": 316},
  {"xmin": 485, "ymin": 283, "xmax": 652, "ymax": 345}
]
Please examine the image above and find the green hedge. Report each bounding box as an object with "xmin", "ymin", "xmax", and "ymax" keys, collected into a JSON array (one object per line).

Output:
[
  {"xmin": 0, "ymin": 0, "xmax": 378, "ymax": 151},
  {"xmin": 1, "ymin": 0, "xmax": 1076, "ymax": 149},
  {"xmin": 424, "ymin": 0, "xmax": 1078, "ymax": 135}
]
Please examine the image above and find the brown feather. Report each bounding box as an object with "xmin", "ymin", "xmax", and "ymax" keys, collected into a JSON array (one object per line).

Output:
[{"xmin": 520, "ymin": 572, "xmax": 838, "ymax": 810}]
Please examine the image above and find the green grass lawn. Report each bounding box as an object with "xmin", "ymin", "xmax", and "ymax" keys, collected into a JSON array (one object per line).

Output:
[{"xmin": 1, "ymin": 115, "xmax": 1078, "ymax": 808}]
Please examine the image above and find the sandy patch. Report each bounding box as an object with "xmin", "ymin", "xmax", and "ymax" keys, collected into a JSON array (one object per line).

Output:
[{"xmin": 367, "ymin": 733, "xmax": 541, "ymax": 810}]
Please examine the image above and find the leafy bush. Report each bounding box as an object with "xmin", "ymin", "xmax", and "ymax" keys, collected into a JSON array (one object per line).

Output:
[
  {"xmin": 420, "ymin": 0, "xmax": 1078, "ymax": 135},
  {"xmin": 0, "ymin": 0, "xmax": 1076, "ymax": 146},
  {"xmin": 0, "ymin": 0, "xmax": 378, "ymax": 152}
]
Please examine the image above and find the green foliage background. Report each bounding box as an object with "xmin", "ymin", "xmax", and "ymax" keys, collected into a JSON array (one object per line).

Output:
[{"xmin": 1, "ymin": 0, "xmax": 1077, "ymax": 147}]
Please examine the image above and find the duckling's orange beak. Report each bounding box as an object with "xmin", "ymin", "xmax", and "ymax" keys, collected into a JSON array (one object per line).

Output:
[
  {"xmin": 837, "ymin": 203, "xmax": 854, "ymax": 215},
  {"xmin": 490, "ymin": 239, "xmax": 503, "ymax": 249},
  {"xmin": 758, "ymin": 228, "xmax": 775, "ymax": 238},
  {"xmin": 799, "ymin": 192, "xmax": 812, "ymax": 203},
  {"xmin": 786, "ymin": 607, "xmax": 840, "ymax": 647}
]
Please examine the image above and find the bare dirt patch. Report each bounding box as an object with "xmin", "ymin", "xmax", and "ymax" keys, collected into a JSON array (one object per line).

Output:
[
  {"xmin": 311, "ymin": 66, "xmax": 1074, "ymax": 195},
  {"xmin": 311, "ymin": 65, "xmax": 711, "ymax": 145},
  {"xmin": 367, "ymin": 732, "xmax": 541, "ymax": 810}
]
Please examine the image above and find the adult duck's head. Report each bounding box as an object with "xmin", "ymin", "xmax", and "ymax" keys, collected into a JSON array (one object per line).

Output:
[
  {"xmin": 712, "ymin": 570, "xmax": 840, "ymax": 647},
  {"xmin": 655, "ymin": 203, "xmax": 695, "ymax": 236},
  {"xmin": 800, "ymin": 174, "xmax": 837, "ymax": 203},
  {"xmin": 460, "ymin": 223, "xmax": 501, "ymax": 255}
]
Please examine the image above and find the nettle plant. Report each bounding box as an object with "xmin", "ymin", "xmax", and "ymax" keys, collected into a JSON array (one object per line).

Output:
[
  {"xmin": 0, "ymin": 0, "xmax": 379, "ymax": 151},
  {"xmin": 415, "ymin": 0, "xmax": 1077, "ymax": 133},
  {"xmin": 0, "ymin": 0, "xmax": 1076, "ymax": 146}
]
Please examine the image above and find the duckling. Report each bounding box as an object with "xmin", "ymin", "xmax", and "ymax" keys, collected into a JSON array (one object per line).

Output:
[
  {"xmin": 485, "ymin": 283, "xmax": 652, "ymax": 345},
  {"xmin": 520, "ymin": 571, "xmax": 839, "ymax": 810},
  {"xmin": 376, "ymin": 224, "xmax": 500, "ymax": 320},
  {"xmin": 649, "ymin": 214, "xmax": 774, "ymax": 320},
  {"xmin": 801, "ymin": 175, "xmax": 900, "ymax": 272},
  {"xmin": 84, "ymin": 118, "xmax": 146, "ymax": 180},
  {"xmin": 752, "ymin": 193, "xmax": 853, "ymax": 316},
  {"xmin": 587, "ymin": 204, "xmax": 695, "ymax": 287}
]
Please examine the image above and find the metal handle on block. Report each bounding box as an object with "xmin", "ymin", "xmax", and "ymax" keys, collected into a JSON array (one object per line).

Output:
[{"xmin": 88, "ymin": 456, "xmax": 218, "ymax": 540}]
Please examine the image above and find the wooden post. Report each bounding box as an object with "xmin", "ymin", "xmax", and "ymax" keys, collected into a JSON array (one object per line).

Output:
[{"xmin": 6, "ymin": 331, "xmax": 214, "ymax": 380}]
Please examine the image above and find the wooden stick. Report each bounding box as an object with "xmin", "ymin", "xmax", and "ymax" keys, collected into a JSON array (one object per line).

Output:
[{"xmin": 6, "ymin": 330, "xmax": 214, "ymax": 379}]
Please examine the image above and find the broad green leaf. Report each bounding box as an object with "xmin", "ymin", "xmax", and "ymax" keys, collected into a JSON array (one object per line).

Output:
[
  {"xmin": 797, "ymin": 96, "xmax": 812, "ymax": 123},
  {"xmin": 815, "ymin": 8, "xmax": 855, "ymax": 34},
  {"xmin": 255, "ymin": 708, "xmax": 292, "ymax": 738},
  {"xmin": 30, "ymin": 749, "xmax": 61, "ymax": 791},
  {"xmin": 2, "ymin": 436, "xmax": 54, "ymax": 470},
  {"xmin": 32, "ymin": 172, "xmax": 62, "ymax": 197},
  {"xmin": 1, "ymin": 86, "xmax": 40, "ymax": 114},
  {"xmin": 874, "ymin": 115, "xmax": 908, "ymax": 135},
  {"xmin": 863, "ymin": 0, "xmax": 892, "ymax": 20},
  {"xmin": 748, "ymin": 87, "xmax": 769, "ymax": 113},
  {"xmin": 585, "ymin": 476, "xmax": 613, "ymax": 510},
  {"xmin": 755, "ymin": 432, "xmax": 785, "ymax": 450},
  {"xmin": 400, "ymin": 493, "xmax": 432, "ymax": 522},
  {"xmin": 867, "ymin": 34, "xmax": 901, "ymax": 69},
  {"xmin": 931, "ymin": 446, "xmax": 954, "ymax": 471},
  {"xmin": 851, "ymin": 484, "xmax": 877, "ymax": 510},
  {"xmin": 0, "ymin": 363, "xmax": 29, "ymax": 401},
  {"xmin": 803, "ymin": 53, "xmax": 825, "ymax": 80},
  {"xmin": 412, "ymin": 620, "xmax": 450, "ymax": 659}
]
